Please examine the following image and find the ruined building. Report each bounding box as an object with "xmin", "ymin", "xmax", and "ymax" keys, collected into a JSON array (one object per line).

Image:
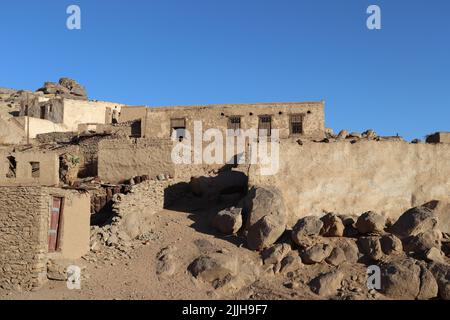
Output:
[{"xmin": 0, "ymin": 79, "xmax": 449, "ymax": 291}]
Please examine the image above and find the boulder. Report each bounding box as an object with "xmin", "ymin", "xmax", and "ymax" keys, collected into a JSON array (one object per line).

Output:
[
  {"xmin": 247, "ymin": 214, "xmax": 286, "ymax": 251},
  {"xmin": 309, "ymin": 270, "xmax": 344, "ymax": 297},
  {"xmin": 279, "ymin": 253, "xmax": 302, "ymax": 274},
  {"xmin": 320, "ymin": 213, "xmax": 344, "ymax": 237},
  {"xmin": 428, "ymin": 262, "xmax": 450, "ymax": 300},
  {"xmin": 301, "ymin": 243, "xmax": 333, "ymax": 264},
  {"xmin": 380, "ymin": 234, "xmax": 403, "ymax": 255},
  {"xmin": 243, "ymin": 186, "xmax": 287, "ymax": 229},
  {"xmin": 261, "ymin": 243, "xmax": 291, "ymax": 266},
  {"xmin": 403, "ymin": 229, "xmax": 442, "ymax": 256},
  {"xmin": 244, "ymin": 187, "xmax": 287, "ymax": 251},
  {"xmin": 357, "ymin": 236, "xmax": 383, "ymax": 261},
  {"xmin": 188, "ymin": 252, "xmax": 238, "ymax": 283},
  {"xmin": 417, "ymin": 261, "xmax": 439, "ymax": 300},
  {"xmin": 325, "ymin": 247, "xmax": 346, "ymax": 266},
  {"xmin": 291, "ymin": 216, "xmax": 323, "ymax": 239},
  {"xmin": 390, "ymin": 205, "xmax": 438, "ymax": 239},
  {"xmin": 381, "ymin": 258, "xmax": 421, "ymax": 299},
  {"xmin": 335, "ymin": 238, "xmax": 360, "ymax": 263},
  {"xmin": 355, "ymin": 211, "xmax": 386, "ymax": 235},
  {"xmin": 362, "ymin": 129, "xmax": 377, "ymax": 139},
  {"xmin": 212, "ymin": 207, "xmax": 243, "ymax": 235}
]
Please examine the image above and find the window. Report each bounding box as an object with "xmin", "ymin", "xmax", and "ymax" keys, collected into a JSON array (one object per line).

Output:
[
  {"xmin": 290, "ymin": 114, "xmax": 303, "ymax": 135},
  {"xmin": 258, "ymin": 115, "xmax": 272, "ymax": 136},
  {"xmin": 6, "ymin": 156, "xmax": 16, "ymax": 178},
  {"xmin": 170, "ymin": 118, "xmax": 186, "ymax": 141},
  {"xmin": 30, "ymin": 162, "xmax": 40, "ymax": 178},
  {"xmin": 228, "ymin": 116, "xmax": 241, "ymax": 134}
]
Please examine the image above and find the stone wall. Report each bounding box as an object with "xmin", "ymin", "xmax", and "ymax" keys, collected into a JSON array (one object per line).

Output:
[
  {"xmin": 249, "ymin": 139, "xmax": 450, "ymax": 226},
  {"xmin": 0, "ymin": 186, "xmax": 48, "ymax": 290},
  {"xmin": 97, "ymin": 138, "xmax": 175, "ymax": 184}
]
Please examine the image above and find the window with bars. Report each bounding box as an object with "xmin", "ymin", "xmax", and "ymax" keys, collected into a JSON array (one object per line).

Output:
[
  {"xmin": 228, "ymin": 116, "xmax": 241, "ymax": 134},
  {"xmin": 258, "ymin": 115, "xmax": 272, "ymax": 136},
  {"xmin": 290, "ymin": 114, "xmax": 303, "ymax": 135}
]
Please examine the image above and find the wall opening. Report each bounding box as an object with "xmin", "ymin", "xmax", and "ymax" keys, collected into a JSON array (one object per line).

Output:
[
  {"xmin": 171, "ymin": 118, "xmax": 186, "ymax": 141},
  {"xmin": 258, "ymin": 115, "xmax": 272, "ymax": 136},
  {"xmin": 6, "ymin": 156, "xmax": 16, "ymax": 178},
  {"xmin": 290, "ymin": 114, "xmax": 304, "ymax": 135},
  {"xmin": 131, "ymin": 119, "xmax": 142, "ymax": 137},
  {"xmin": 30, "ymin": 162, "xmax": 40, "ymax": 178},
  {"xmin": 40, "ymin": 105, "xmax": 46, "ymax": 119}
]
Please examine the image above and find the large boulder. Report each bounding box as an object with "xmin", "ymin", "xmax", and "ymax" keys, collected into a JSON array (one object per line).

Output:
[
  {"xmin": 390, "ymin": 205, "xmax": 439, "ymax": 239},
  {"xmin": 355, "ymin": 211, "xmax": 386, "ymax": 235},
  {"xmin": 309, "ymin": 270, "xmax": 344, "ymax": 297},
  {"xmin": 212, "ymin": 207, "xmax": 243, "ymax": 235},
  {"xmin": 243, "ymin": 186, "xmax": 287, "ymax": 251},
  {"xmin": 190, "ymin": 171, "xmax": 248, "ymax": 198},
  {"xmin": 243, "ymin": 186, "xmax": 287, "ymax": 229},
  {"xmin": 381, "ymin": 258, "xmax": 438, "ymax": 300},
  {"xmin": 291, "ymin": 216, "xmax": 323, "ymax": 245},
  {"xmin": 36, "ymin": 78, "xmax": 87, "ymax": 100},
  {"xmin": 320, "ymin": 213, "xmax": 344, "ymax": 237}
]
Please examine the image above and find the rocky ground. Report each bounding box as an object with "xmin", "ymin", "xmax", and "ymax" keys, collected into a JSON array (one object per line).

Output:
[{"xmin": 0, "ymin": 182, "xmax": 449, "ymax": 300}]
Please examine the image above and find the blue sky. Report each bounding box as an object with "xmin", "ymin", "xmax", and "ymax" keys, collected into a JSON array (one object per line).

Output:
[{"xmin": 1, "ymin": 0, "xmax": 449, "ymax": 140}]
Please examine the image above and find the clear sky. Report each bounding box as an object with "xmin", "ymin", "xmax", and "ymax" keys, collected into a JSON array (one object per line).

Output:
[{"xmin": 1, "ymin": 0, "xmax": 449, "ymax": 140}]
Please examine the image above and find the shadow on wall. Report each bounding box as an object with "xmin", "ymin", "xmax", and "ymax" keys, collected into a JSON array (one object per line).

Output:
[{"xmin": 162, "ymin": 166, "xmax": 250, "ymax": 247}]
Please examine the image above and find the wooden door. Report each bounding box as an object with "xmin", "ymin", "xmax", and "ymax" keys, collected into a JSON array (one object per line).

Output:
[{"xmin": 48, "ymin": 197, "xmax": 63, "ymax": 252}]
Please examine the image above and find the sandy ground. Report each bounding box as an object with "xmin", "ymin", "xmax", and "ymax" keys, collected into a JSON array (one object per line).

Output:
[{"xmin": 0, "ymin": 197, "xmax": 379, "ymax": 301}]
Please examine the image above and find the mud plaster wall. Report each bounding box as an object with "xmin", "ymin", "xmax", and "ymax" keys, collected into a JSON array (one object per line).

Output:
[
  {"xmin": 46, "ymin": 188, "xmax": 91, "ymax": 260},
  {"xmin": 0, "ymin": 151, "xmax": 59, "ymax": 186},
  {"xmin": 0, "ymin": 117, "xmax": 25, "ymax": 145},
  {"xmin": 119, "ymin": 106, "xmax": 147, "ymax": 123},
  {"xmin": 0, "ymin": 186, "xmax": 48, "ymax": 290},
  {"xmin": 143, "ymin": 102, "xmax": 325, "ymax": 140},
  {"xmin": 97, "ymin": 138, "xmax": 175, "ymax": 184},
  {"xmin": 249, "ymin": 140, "xmax": 450, "ymax": 226}
]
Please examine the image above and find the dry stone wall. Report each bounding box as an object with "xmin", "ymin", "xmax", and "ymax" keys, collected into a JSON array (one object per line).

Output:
[{"xmin": 0, "ymin": 186, "xmax": 48, "ymax": 290}]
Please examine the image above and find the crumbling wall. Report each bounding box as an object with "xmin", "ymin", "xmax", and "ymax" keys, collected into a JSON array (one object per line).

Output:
[
  {"xmin": 249, "ymin": 140, "xmax": 450, "ymax": 226},
  {"xmin": 0, "ymin": 117, "xmax": 25, "ymax": 145},
  {"xmin": 0, "ymin": 186, "xmax": 48, "ymax": 290},
  {"xmin": 97, "ymin": 138, "xmax": 175, "ymax": 184},
  {"xmin": 0, "ymin": 150, "xmax": 59, "ymax": 186}
]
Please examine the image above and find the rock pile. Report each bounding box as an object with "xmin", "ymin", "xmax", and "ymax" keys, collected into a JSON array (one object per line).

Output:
[{"xmin": 37, "ymin": 78, "xmax": 87, "ymax": 100}]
